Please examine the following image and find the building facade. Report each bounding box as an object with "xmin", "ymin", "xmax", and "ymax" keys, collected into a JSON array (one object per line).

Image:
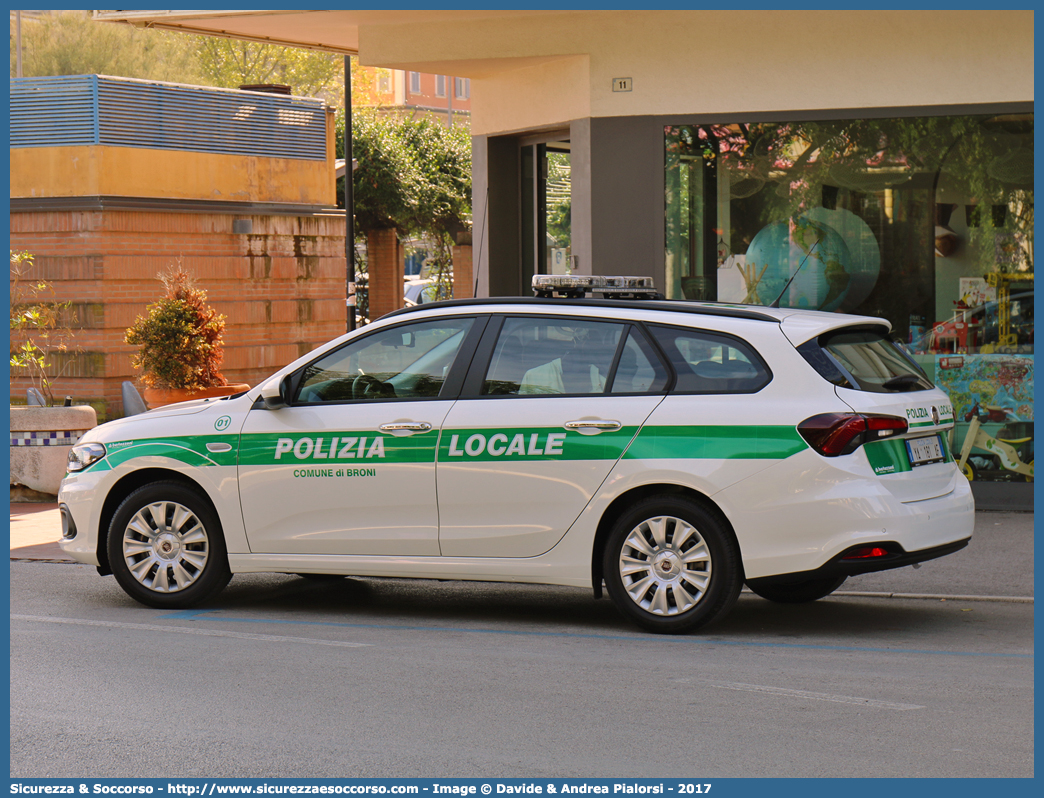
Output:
[
  {"xmin": 89, "ymin": 10, "xmax": 1036, "ymax": 505},
  {"xmin": 359, "ymin": 66, "xmax": 472, "ymax": 127},
  {"xmin": 10, "ymin": 75, "xmax": 347, "ymax": 418}
]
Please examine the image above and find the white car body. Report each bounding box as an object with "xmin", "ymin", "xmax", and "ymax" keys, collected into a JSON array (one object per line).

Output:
[{"xmin": 59, "ymin": 295, "xmax": 974, "ymax": 632}]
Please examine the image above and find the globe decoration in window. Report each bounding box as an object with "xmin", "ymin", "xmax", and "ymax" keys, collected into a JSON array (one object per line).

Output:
[{"xmin": 746, "ymin": 216, "xmax": 857, "ymax": 312}]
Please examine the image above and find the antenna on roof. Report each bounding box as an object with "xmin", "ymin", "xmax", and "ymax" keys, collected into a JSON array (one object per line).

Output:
[{"xmin": 769, "ymin": 235, "xmax": 821, "ymax": 309}]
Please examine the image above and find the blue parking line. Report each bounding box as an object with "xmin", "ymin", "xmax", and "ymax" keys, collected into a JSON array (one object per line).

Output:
[{"xmin": 161, "ymin": 611, "xmax": 1033, "ymax": 658}]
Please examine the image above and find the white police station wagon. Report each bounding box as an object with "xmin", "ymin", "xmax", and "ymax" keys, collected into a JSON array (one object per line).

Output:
[{"xmin": 59, "ymin": 276, "xmax": 974, "ymax": 633}]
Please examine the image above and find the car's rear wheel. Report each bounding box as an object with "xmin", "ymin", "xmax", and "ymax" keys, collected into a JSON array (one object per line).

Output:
[
  {"xmin": 107, "ymin": 481, "xmax": 231, "ymax": 609},
  {"xmin": 745, "ymin": 574, "xmax": 847, "ymax": 603},
  {"xmin": 603, "ymin": 496, "xmax": 742, "ymax": 634}
]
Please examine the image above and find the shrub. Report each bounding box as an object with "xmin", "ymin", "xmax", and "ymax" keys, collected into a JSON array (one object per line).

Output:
[
  {"xmin": 125, "ymin": 265, "xmax": 227, "ymax": 390},
  {"xmin": 9, "ymin": 250, "xmax": 79, "ymax": 405}
]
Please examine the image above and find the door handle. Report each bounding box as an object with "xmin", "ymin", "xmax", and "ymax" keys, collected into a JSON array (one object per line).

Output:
[
  {"xmin": 564, "ymin": 419, "xmax": 621, "ymax": 431},
  {"xmin": 379, "ymin": 422, "xmax": 433, "ymax": 433}
]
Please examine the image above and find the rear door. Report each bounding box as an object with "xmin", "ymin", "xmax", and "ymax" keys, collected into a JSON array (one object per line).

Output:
[{"xmin": 435, "ymin": 314, "xmax": 669, "ymax": 558}]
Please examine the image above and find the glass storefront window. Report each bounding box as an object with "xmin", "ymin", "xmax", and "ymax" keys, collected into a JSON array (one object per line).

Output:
[{"xmin": 665, "ymin": 113, "xmax": 1033, "ymax": 483}]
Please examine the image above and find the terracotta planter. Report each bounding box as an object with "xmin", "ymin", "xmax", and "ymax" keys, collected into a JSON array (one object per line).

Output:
[{"xmin": 143, "ymin": 384, "xmax": 251, "ymax": 409}]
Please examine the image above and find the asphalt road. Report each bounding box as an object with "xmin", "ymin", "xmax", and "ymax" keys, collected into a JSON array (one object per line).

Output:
[{"xmin": 9, "ymin": 511, "xmax": 1034, "ymax": 779}]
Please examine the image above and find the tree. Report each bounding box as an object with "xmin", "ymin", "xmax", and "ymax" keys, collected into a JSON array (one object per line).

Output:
[
  {"xmin": 341, "ymin": 111, "xmax": 423, "ymax": 234},
  {"xmin": 336, "ymin": 112, "xmax": 471, "ymax": 236},
  {"xmin": 10, "ymin": 10, "xmax": 201, "ymax": 82},
  {"xmin": 194, "ymin": 38, "xmax": 345, "ymax": 107},
  {"xmin": 11, "ymin": 12, "xmax": 373, "ymax": 109},
  {"xmin": 10, "ymin": 250, "xmax": 80, "ymax": 405},
  {"xmin": 336, "ymin": 112, "xmax": 472, "ymax": 304}
]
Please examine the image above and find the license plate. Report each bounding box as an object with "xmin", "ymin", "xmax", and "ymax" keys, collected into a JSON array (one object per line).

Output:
[{"xmin": 906, "ymin": 435, "xmax": 945, "ymax": 466}]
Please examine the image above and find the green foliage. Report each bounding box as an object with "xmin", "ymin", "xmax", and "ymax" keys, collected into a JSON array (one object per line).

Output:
[
  {"xmin": 337, "ymin": 111, "xmax": 472, "ymax": 238},
  {"xmin": 125, "ymin": 266, "xmax": 227, "ymax": 390},
  {"xmin": 9, "ymin": 250, "xmax": 79, "ymax": 405},
  {"xmin": 342, "ymin": 112, "xmax": 424, "ymax": 234},
  {"xmin": 194, "ymin": 38, "xmax": 344, "ymax": 107},
  {"xmin": 395, "ymin": 117, "xmax": 473, "ymax": 238},
  {"xmin": 11, "ymin": 10, "xmax": 201, "ymax": 82},
  {"xmin": 11, "ymin": 11, "xmax": 359, "ymax": 109},
  {"xmin": 546, "ymin": 152, "xmax": 572, "ymax": 248},
  {"xmin": 547, "ymin": 199, "xmax": 571, "ymax": 249}
]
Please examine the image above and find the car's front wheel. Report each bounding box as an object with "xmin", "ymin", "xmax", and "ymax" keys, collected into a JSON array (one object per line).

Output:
[
  {"xmin": 745, "ymin": 575, "xmax": 847, "ymax": 603},
  {"xmin": 107, "ymin": 481, "xmax": 232, "ymax": 609},
  {"xmin": 603, "ymin": 496, "xmax": 742, "ymax": 634}
]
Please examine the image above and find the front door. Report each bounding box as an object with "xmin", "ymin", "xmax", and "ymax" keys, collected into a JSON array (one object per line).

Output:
[{"xmin": 237, "ymin": 316, "xmax": 479, "ymax": 556}]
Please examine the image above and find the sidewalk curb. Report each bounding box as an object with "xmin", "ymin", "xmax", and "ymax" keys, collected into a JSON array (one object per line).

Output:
[
  {"xmin": 740, "ymin": 587, "xmax": 1033, "ymax": 604},
  {"xmin": 833, "ymin": 590, "xmax": 1033, "ymax": 604}
]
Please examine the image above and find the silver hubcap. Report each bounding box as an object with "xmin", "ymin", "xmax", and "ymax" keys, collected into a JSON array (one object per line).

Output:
[
  {"xmin": 618, "ymin": 515, "xmax": 711, "ymax": 616},
  {"xmin": 122, "ymin": 501, "xmax": 210, "ymax": 593}
]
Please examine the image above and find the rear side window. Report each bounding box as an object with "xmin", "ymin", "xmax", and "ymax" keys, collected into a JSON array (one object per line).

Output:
[
  {"xmin": 799, "ymin": 327, "xmax": 934, "ymax": 393},
  {"xmin": 649, "ymin": 325, "xmax": 771, "ymax": 394},
  {"xmin": 483, "ymin": 317, "xmax": 625, "ymax": 396}
]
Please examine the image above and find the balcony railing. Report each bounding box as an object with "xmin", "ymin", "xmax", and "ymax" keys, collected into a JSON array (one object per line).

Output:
[{"xmin": 10, "ymin": 75, "xmax": 327, "ymax": 161}]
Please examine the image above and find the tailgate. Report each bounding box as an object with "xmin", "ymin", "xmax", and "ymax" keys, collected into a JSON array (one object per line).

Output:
[{"xmin": 836, "ymin": 386, "xmax": 959, "ymax": 502}]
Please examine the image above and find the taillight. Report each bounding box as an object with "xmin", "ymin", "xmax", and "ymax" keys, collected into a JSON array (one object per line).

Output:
[
  {"xmin": 798, "ymin": 413, "xmax": 907, "ymax": 457},
  {"xmin": 842, "ymin": 546, "xmax": 891, "ymax": 560}
]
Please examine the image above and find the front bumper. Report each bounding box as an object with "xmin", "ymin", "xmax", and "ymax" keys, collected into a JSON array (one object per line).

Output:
[{"xmin": 57, "ymin": 469, "xmax": 106, "ymax": 567}]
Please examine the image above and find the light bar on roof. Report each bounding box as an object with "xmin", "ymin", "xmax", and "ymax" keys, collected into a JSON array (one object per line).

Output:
[{"xmin": 532, "ymin": 274, "xmax": 659, "ymax": 299}]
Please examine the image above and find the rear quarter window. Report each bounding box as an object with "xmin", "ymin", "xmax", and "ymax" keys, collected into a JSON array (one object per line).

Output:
[
  {"xmin": 799, "ymin": 327, "xmax": 934, "ymax": 393},
  {"xmin": 649, "ymin": 325, "xmax": 771, "ymax": 394}
]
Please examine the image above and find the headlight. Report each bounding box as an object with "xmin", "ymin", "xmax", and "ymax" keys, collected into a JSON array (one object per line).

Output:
[{"xmin": 67, "ymin": 442, "xmax": 107, "ymax": 472}]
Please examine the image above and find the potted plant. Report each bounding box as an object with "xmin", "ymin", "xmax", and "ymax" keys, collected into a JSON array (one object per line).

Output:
[
  {"xmin": 125, "ymin": 264, "xmax": 249, "ymax": 408},
  {"xmin": 10, "ymin": 250, "xmax": 97, "ymax": 499}
]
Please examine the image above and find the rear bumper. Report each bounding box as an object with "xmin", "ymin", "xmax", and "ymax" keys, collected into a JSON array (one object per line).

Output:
[
  {"xmin": 753, "ymin": 537, "xmax": 971, "ymax": 585},
  {"xmin": 718, "ymin": 450, "xmax": 976, "ymax": 580}
]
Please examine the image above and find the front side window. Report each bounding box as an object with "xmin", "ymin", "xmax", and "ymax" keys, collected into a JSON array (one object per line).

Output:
[
  {"xmin": 483, "ymin": 317, "xmax": 625, "ymax": 396},
  {"xmin": 650, "ymin": 325, "xmax": 770, "ymax": 393},
  {"xmin": 295, "ymin": 318, "xmax": 474, "ymax": 403}
]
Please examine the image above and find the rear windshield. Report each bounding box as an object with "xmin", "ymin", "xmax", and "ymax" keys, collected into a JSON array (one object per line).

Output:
[{"xmin": 798, "ymin": 328, "xmax": 934, "ymax": 393}]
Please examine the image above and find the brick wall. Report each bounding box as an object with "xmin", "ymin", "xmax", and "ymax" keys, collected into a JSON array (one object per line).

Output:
[
  {"xmin": 366, "ymin": 227, "xmax": 404, "ymax": 322},
  {"xmin": 10, "ymin": 208, "xmax": 348, "ymax": 418},
  {"xmin": 452, "ymin": 244, "xmax": 474, "ymax": 300}
]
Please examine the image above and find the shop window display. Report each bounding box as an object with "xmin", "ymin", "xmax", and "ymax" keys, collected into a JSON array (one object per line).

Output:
[{"xmin": 665, "ymin": 113, "xmax": 1033, "ymax": 483}]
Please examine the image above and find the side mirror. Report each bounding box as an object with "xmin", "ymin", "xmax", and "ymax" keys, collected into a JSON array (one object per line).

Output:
[{"xmin": 261, "ymin": 374, "xmax": 293, "ymax": 409}]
